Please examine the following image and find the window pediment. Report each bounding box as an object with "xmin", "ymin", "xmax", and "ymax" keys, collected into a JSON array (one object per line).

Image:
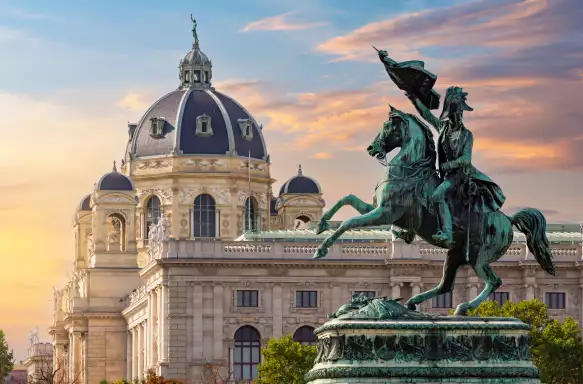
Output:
[
  {"xmin": 195, "ymin": 114, "xmax": 213, "ymax": 136},
  {"xmin": 149, "ymin": 117, "xmax": 166, "ymax": 139},
  {"xmin": 238, "ymin": 118, "xmax": 253, "ymax": 141}
]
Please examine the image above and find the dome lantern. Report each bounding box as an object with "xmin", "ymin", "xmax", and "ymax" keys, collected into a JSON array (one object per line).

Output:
[{"xmin": 179, "ymin": 15, "xmax": 212, "ymax": 90}]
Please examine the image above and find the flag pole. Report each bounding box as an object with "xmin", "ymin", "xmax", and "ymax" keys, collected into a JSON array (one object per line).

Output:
[{"xmin": 248, "ymin": 150, "xmax": 252, "ymax": 233}]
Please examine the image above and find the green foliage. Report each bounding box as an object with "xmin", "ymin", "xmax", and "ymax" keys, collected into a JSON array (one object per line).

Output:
[
  {"xmin": 112, "ymin": 380, "xmax": 131, "ymax": 384},
  {"xmin": 98, "ymin": 379, "xmax": 110, "ymax": 384},
  {"xmin": 256, "ymin": 335, "xmax": 317, "ymax": 384},
  {"xmin": 0, "ymin": 330, "xmax": 14, "ymax": 379},
  {"xmin": 470, "ymin": 299, "xmax": 583, "ymax": 384}
]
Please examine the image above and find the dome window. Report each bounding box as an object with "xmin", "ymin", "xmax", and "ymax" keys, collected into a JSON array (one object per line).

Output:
[
  {"xmin": 194, "ymin": 70, "xmax": 201, "ymax": 83},
  {"xmin": 195, "ymin": 114, "xmax": 213, "ymax": 136},
  {"xmin": 204, "ymin": 71, "xmax": 209, "ymax": 83},
  {"xmin": 149, "ymin": 117, "xmax": 166, "ymax": 139},
  {"xmin": 238, "ymin": 118, "xmax": 253, "ymax": 141},
  {"xmin": 184, "ymin": 70, "xmax": 190, "ymax": 84}
]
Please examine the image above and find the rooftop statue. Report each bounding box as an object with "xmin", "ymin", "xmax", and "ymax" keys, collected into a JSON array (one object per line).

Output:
[
  {"xmin": 313, "ymin": 49, "xmax": 556, "ymax": 315},
  {"xmin": 190, "ymin": 14, "xmax": 198, "ymax": 45}
]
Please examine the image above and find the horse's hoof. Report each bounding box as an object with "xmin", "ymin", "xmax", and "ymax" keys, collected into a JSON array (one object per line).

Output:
[
  {"xmin": 454, "ymin": 304, "xmax": 469, "ymax": 316},
  {"xmin": 315, "ymin": 220, "xmax": 329, "ymax": 235},
  {"xmin": 404, "ymin": 301, "xmax": 417, "ymax": 311},
  {"xmin": 313, "ymin": 247, "xmax": 328, "ymax": 259}
]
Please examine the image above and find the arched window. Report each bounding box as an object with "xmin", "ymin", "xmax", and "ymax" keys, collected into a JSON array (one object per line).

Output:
[
  {"xmin": 106, "ymin": 213, "xmax": 125, "ymax": 252},
  {"xmin": 293, "ymin": 326, "xmax": 317, "ymax": 345},
  {"xmin": 293, "ymin": 215, "xmax": 311, "ymax": 230},
  {"xmin": 244, "ymin": 197, "xmax": 259, "ymax": 232},
  {"xmin": 233, "ymin": 326, "xmax": 261, "ymax": 381},
  {"xmin": 145, "ymin": 196, "xmax": 162, "ymax": 239},
  {"xmin": 193, "ymin": 194, "xmax": 216, "ymax": 237}
]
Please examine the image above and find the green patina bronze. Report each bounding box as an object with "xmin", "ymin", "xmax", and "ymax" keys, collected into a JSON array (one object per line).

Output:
[
  {"xmin": 190, "ymin": 14, "xmax": 198, "ymax": 44},
  {"xmin": 306, "ymin": 298, "xmax": 539, "ymax": 383},
  {"xmin": 313, "ymin": 49, "xmax": 556, "ymax": 316}
]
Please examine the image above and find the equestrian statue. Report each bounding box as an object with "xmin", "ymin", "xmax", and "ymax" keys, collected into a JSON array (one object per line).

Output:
[{"xmin": 313, "ymin": 48, "xmax": 555, "ymax": 316}]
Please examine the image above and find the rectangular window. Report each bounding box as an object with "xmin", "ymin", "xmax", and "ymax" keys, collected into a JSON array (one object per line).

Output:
[
  {"xmin": 353, "ymin": 291, "xmax": 376, "ymax": 299},
  {"xmin": 184, "ymin": 70, "xmax": 190, "ymax": 83},
  {"xmin": 432, "ymin": 292, "xmax": 452, "ymax": 308},
  {"xmin": 194, "ymin": 70, "xmax": 201, "ymax": 82},
  {"xmin": 236, "ymin": 290, "xmax": 258, "ymax": 307},
  {"xmin": 545, "ymin": 292, "xmax": 566, "ymax": 309},
  {"xmin": 296, "ymin": 291, "xmax": 318, "ymax": 308},
  {"xmin": 489, "ymin": 292, "xmax": 509, "ymax": 306},
  {"xmin": 204, "ymin": 71, "xmax": 209, "ymax": 83}
]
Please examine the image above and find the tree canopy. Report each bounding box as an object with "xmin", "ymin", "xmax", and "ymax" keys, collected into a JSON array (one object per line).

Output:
[
  {"xmin": 256, "ymin": 335, "xmax": 317, "ymax": 384},
  {"xmin": 0, "ymin": 330, "xmax": 14, "ymax": 379},
  {"xmin": 470, "ymin": 299, "xmax": 583, "ymax": 384}
]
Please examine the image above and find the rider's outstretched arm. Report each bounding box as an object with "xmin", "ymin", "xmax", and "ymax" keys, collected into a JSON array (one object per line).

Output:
[{"xmin": 406, "ymin": 93, "xmax": 441, "ymax": 132}]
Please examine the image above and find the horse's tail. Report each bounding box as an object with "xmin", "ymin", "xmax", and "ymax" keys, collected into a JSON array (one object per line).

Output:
[{"xmin": 509, "ymin": 208, "xmax": 555, "ymax": 276}]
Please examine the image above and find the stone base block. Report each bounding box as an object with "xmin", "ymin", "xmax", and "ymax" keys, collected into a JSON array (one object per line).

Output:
[{"xmin": 306, "ymin": 315, "xmax": 540, "ymax": 384}]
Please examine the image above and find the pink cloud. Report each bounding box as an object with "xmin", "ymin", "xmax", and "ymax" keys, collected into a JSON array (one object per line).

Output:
[{"xmin": 241, "ymin": 12, "xmax": 327, "ymax": 33}]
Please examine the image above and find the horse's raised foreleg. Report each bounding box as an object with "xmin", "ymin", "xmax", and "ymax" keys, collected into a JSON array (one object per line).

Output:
[
  {"xmin": 316, "ymin": 194, "xmax": 375, "ymax": 234},
  {"xmin": 404, "ymin": 248, "xmax": 465, "ymax": 310},
  {"xmin": 454, "ymin": 263, "xmax": 501, "ymax": 315},
  {"xmin": 314, "ymin": 206, "xmax": 394, "ymax": 259}
]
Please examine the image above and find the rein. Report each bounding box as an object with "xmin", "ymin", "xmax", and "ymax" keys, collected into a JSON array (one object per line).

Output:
[{"xmin": 375, "ymin": 158, "xmax": 437, "ymax": 191}]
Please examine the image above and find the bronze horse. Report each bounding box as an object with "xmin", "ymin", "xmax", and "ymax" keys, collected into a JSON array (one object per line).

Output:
[{"xmin": 313, "ymin": 106, "xmax": 555, "ymax": 315}]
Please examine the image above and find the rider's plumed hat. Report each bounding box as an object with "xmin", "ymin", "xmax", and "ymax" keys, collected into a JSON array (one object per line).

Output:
[{"xmin": 439, "ymin": 86, "xmax": 473, "ymax": 120}]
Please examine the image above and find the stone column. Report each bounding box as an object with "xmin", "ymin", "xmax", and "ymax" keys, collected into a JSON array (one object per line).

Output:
[
  {"xmin": 126, "ymin": 330, "xmax": 132, "ymax": 378},
  {"xmin": 70, "ymin": 333, "xmax": 77, "ymax": 383},
  {"xmin": 272, "ymin": 285, "xmax": 283, "ymax": 338},
  {"xmin": 411, "ymin": 282, "xmax": 422, "ymax": 297},
  {"xmin": 137, "ymin": 324, "xmax": 143, "ymax": 379},
  {"xmin": 193, "ymin": 284, "xmax": 203, "ymax": 359},
  {"xmin": 391, "ymin": 282, "xmax": 402, "ymax": 298},
  {"xmin": 148, "ymin": 291, "xmax": 154, "ymax": 367},
  {"xmin": 525, "ymin": 284, "xmax": 536, "ymax": 301},
  {"xmin": 213, "ymin": 284, "xmax": 224, "ymax": 360},
  {"xmin": 160, "ymin": 285, "xmax": 168, "ymax": 362},
  {"xmin": 131, "ymin": 328, "xmax": 137, "ymax": 380},
  {"xmin": 331, "ymin": 286, "xmax": 342, "ymax": 312}
]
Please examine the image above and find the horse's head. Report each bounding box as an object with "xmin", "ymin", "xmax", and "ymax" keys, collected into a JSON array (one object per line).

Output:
[{"xmin": 367, "ymin": 105, "xmax": 408, "ymax": 161}]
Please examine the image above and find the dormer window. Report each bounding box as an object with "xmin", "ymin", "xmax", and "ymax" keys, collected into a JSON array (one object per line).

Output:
[
  {"xmin": 195, "ymin": 114, "xmax": 213, "ymax": 136},
  {"xmin": 238, "ymin": 118, "xmax": 253, "ymax": 141},
  {"xmin": 194, "ymin": 70, "xmax": 201, "ymax": 83},
  {"xmin": 149, "ymin": 117, "xmax": 165, "ymax": 138}
]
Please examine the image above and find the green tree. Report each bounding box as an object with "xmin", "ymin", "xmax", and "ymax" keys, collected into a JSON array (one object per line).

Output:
[
  {"xmin": 256, "ymin": 335, "xmax": 317, "ymax": 384},
  {"xmin": 0, "ymin": 330, "xmax": 14, "ymax": 380},
  {"xmin": 468, "ymin": 299, "xmax": 583, "ymax": 384}
]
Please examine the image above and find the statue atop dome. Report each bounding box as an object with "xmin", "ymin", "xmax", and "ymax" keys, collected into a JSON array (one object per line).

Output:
[{"xmin": 190, "ymin": 14, "xmax": 198, "ymax": 45}]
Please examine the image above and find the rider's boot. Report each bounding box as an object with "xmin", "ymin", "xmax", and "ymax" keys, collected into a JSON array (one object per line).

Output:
[{"xmin": 432, "ymin": 201, "xmax": 454, "ymax": 247}]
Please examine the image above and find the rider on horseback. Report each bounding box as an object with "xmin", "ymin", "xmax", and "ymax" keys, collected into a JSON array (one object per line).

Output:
[{"xmin": 406, "ymin": 86, "xmax": 506, "ymax": 247}]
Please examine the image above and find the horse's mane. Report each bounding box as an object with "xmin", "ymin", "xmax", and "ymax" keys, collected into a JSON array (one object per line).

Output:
[{"xmin": 405, "ymin": 113, "xmax": 436, "ymax": 159}]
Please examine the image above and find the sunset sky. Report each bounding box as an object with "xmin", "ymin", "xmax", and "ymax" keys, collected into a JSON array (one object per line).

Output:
[{"xmin": 0, "ymin": 0, "xmax": 582, "ymax": 361}]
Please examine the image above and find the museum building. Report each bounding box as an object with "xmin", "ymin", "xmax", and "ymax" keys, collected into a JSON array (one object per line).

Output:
[{"xmin": 47, "ymin": 24, "xmax": 583, "ymax": 384}]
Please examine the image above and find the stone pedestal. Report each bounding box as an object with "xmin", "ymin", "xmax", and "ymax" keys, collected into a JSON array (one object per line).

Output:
[{"xmin": 306, "ymin": 298, "xmax": 540, "ymax": 384}]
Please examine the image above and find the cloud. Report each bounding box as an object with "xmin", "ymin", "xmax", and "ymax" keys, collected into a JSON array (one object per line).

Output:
[
  {"xmin": 312, "ymin": 152, "xmax": 333, "ymax": 159},
  {"xmin": 117, "ymin": 92, "xmax": 153, "ymax": 112},
  {"xmin": 308, "ymin": 0, "xmax": 583, "ymax": 173},
  {"xmin": 241, "ymin": 12, "xmax": 327, "ymax": 32}
]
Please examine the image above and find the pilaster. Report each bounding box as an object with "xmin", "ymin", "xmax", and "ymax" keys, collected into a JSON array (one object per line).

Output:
[
  {"xmin": 213, "ymin": 284, "xmax": 224, "ymax": 360},
  {"xmin": 272, "ymin": 285, "xmax": 283, "ymax": 338}
]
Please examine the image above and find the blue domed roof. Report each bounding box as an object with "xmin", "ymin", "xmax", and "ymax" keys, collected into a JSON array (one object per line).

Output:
[
  {"xmin": 279, "ymin": 165, "xmax": 321, "ymax": 195},
  {"xmin": 77, "ymin": 194, "xmax": 92, "ymax": 211},
  {"xmin": 96, "ymin": 164, "xmax": 135, "ymax": 191},
  {"xmin": 128, "ymin": 88, "xmax": 267, "ymax": 160}
]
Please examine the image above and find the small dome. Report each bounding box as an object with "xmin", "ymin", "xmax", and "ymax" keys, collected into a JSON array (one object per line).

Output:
[
  {"xmin": 182, "ymin": 48, "xmax": 211, "ymax": 66},
  {"xmin": 77, "ymin": 194, "xmax": 92, "ymax": 211},
  {"xmin": 279, "ymin": 165, "xmax": 321, "ymax": 195},
  {"xmin": 95, "ymin": 162, "xmax": 135, "ymax": 191}
]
